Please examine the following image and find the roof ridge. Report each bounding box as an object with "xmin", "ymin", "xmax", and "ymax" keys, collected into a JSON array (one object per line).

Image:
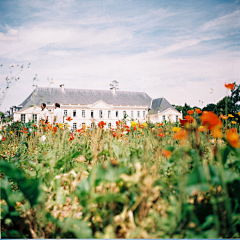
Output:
[{"xmin": 36, "ymin": 86, "xmax": 147, "ymax": 94}]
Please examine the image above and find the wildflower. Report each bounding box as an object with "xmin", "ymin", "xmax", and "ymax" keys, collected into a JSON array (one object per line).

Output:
[
  {"xmin": 172, "ymin": 127, "xmax": 181, "ymax": 132},
  {"xmin": 195, "ymin": 108, "xmax": 202, "ymax": 114},
  {"xmin": 198, "ymin": 126, "xmax": 205, "ymax": 132},
  {"xmin": 225, "ymin": 83, "xmax": 235, "ymax": 90},
  {"xmin": 98, "ymin": 121, "xmax": 106, "ymax": 129},
  {"xmin": 187, "ymin": 110, "xmax": 194, "ymax": 115},
  {"xmin": 131, "ymin": 121, "xmax": 138, "ymax": 127},
  {"xmin": 173, "ymin": 129, "xmax": 188, "ymax": 144},
  {"xmin": 53, "ymin": 126, "xmax": 57, "ymax": 132},
  {"xmin": 10, "ymin": 131, "xmax": 13, "ymax": 134},
  {"xmin": 220, "ymin": 114, "xmax": 228, "ymax": 120},
  {"xmin": 116, "ymin": 120, "xmax": 121, "ymax": 126},
  {"xmin": 185, "ymin": 115, "xmax": 195, "ymax": 123},
  {"xmin": 133, "ymin": 126, "xmax": 137, "ymax": 131},
  {"xmin": 201, "ymin": 111, "xmax": 222, "ymax": 130},
  {"xmin": 40, "ymin": 135, "xmax": 46, "ymax": 142},
  {"xmin": 228, "ymin": 114, "xmax": 234, "ymax": 118},
  {"xmin": 33, "ymin": 124, "xmax": 37, "ymax": 128},
  {"xmin": 180, "ymin": 119, "xmax": 188, "ymax": 127},
  {"xmin": 65, "ymin": 116, "xmax": 73, "ymax": 121},
  {"xmin": 162, "ymin": 150, "xmax": 172, "ymax": 157},
  {"xmin": 24, "ymin": 127, "xmax": 27, "ymax": 130},
  {"xmin": 69, "ymin": 133, "xmax": 74, "ymax": 141},
  {"xmin": 157, "ymin": 123, "xmax": 163, "ymax": 126},
  {"xmin": 137, "ymin": 135, "xmax": 140, "ymax": 139},
  {"xmin": 142, "ymin": 122, "xmax": 148, "ymax": 128},
  {"xmin": 238, "ymin": 112, "xmax": 240, "ymax": 116},
  {"xmin": 232, "ymin": 121, "xmax": 237, "ymax": 124},
  {"xmin": 226, "ymin": 129, "xmax": 239, "ymax": 148},
  {"xmin": 157, "ymin": 133, "xmax": 165, "ymax": 137}
]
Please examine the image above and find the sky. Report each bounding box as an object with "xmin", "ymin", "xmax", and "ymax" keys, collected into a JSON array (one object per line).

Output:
[{"xmin": 0, "ymin": 0, "xmax": 240, "ymax": 112}]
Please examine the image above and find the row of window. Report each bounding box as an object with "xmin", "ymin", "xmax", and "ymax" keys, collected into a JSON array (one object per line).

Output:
[
  {"xmin": 65, "ymin": 110, "xmax": 146, "ymax": 118},
  {"xmin": 20, "ymin": 113, "xmax": 178, "ymax": 123},
  {"xmin": 72, "ymin": 122, "xmax": 112, "ymax": 130}
]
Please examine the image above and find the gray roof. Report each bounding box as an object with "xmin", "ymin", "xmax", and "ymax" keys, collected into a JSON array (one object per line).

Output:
[
  {"xmin": 148, "ymin": 98, "xmax": 179, "ymax": 114},
  {"xmin": 20, "ymin": 87, "xmax": 152, "ymax": 109}
]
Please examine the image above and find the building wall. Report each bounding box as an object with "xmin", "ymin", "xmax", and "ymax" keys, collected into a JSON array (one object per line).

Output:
[
  {"xmin": 148, "ymin": 108, "xmax": 182, "ymax": 123},
  {"xmin": 14, "ymin": 104, "xmax": 148, "ymax": 129}
]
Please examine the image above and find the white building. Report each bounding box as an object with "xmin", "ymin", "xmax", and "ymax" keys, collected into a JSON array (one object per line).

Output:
[{"xmin": 13, "ymin": 85, "xmax": 182, "ymax": 129}]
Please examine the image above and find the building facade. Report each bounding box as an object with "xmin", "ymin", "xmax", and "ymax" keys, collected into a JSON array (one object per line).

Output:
[{"xmin": 13, "ymin": 85, "xmax": 182, "ymax": 129}]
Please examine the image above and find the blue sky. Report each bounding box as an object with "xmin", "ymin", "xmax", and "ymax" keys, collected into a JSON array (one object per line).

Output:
[{"xmin": 0, "ymin": 0, "xmax": 239, "ymax": 112}]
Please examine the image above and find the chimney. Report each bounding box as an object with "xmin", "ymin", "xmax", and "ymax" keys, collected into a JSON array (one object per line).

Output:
[
  {"xmin": 110, "ymin": 86, "xmax": 116, "ymax": 94},
  {"xmin": 60, "ymin": 84, "xmax": 65, "ymax": 93}
]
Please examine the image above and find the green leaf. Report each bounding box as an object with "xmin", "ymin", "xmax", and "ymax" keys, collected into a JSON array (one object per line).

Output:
[{"xmin": 0, "ymin": 160, "xmax": 45, "ymax": 206}]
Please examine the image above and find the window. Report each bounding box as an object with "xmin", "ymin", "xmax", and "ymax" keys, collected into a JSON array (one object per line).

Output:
[
  {"xmin": 64, "ymin": 110, "xmax": 67, "ymax": 117},
  {"xmin": 21, "ymin": 114, "xmax": 26, "ymax": 123},
  {"xmin": 176, "ymin": 115, "xmax": 178, "ymax": 122},
  {"xmin": 73, "ymin": 110, "xmax": 76, "ymax": 117},
  {"xmin": 163, "ymin": 115, "xmax": 165, "ymax": 121},
  {"xmin": 108, "ymin": 110, "xmax": 111, "ymax": 118},
  {"xmin": 143, "ymin": 111, "xmax": 145, "ymax": 118},
  {"xmin": 131, "ymin": 111, "xmax": 133, "ymax": 118},
  {"xmin": 73, "ymin": 123, "xmax": 77, "ymax": 130},
  {"xmin": 123, "ymin": 111, "xmax": 126, "ymax": 117},
  {"xmin": 82, "ymin": 123, "xmax": 85, "ymax": 128},
  {"xmin": 108, "ymin": 123, "xmax": 111, "ymax": 129},
  {"xmin": 91, "ymin": 123, "xmax": 94, "ymax": 129},
  {"xmin": 32, "ymin": 114, "xmax": 37, "ymax": 123},
  {"xmin": 82, "ymin": 110, "xmax": 85, "ymax": 117},
  {"xmin": 99, "ymin": 110, "xmax": 102, "ymax": 118},
  {"xmin": 116, "ymin": 111, "xmax": 118, "ymax": 117},
  {"xmin": 137, "ymin": 111, "xmax": 140, "ymax": 117},
  {"xmin": 91, "ymin": 110, "xmax": 94, "ymax": 118}
]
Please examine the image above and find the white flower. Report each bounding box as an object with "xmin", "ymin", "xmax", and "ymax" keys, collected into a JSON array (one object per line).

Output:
[
  {"xmin": 0, "ymin": 134, "xmax": 2, "ymax": 141},
  {"xmin": 40, "ymin": 135, "xmax": 46, "ymax": 142}
]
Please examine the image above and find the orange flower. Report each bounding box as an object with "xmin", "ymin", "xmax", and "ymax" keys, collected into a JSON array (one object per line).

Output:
[
  {"xmin": 157, "ymin": 123, "xmax": 163, "ymax": 127},
  {"xmin": 116, "ymin": 120, "xmax": 121, "ymax": 126},
  {"xmin": 225, "ymin": 83, "xmax": 235, "ymax": 90},
  {"xmin": 220, "ymin": 114, "xmax": 228, "ymax": 120},
  {"xmin": 162, "ymin": 150, "xmax": 172, "ymax": 158},
  {"xmin": 157, "ymin": 133, "xmax": 165, "ymax": 137},
  {"xmin": 226, "ymin": 129, "xmax": 239, "ymax": 148},
  {"xmin": 201, "ymin": 111, "xmax": 222, "ymax": 131},
  {"xmin": 195, "ymin": 108, "xmax": 202, "ymax": 114},
  {"xmin": 198, "ymin": 126, "xmax": 205, "ymax": 132},
  {"xmin": 47, "ymin": 124, "xmax": 52, "ymax": 130},
  {"xmin": 185, "ymin": 115, "xmax": 195, "ymax": 123},
  {"xmin": 53, "ymin": 126, "xmax": 57, "ymax": 132},
  {"xmin": 173, "ymin": 129, "xmax": 188, "ymax": 144},
  {"xmin": 98, "ymin": 121, "xmax": 106, "ymax": 129},
  {"xmin": 65, "ymin": 116, "xmax": 73, "ymax": 121},
  {"xmin": 187, "ymin": 110, "xmax": 194, "ymax": 115}
]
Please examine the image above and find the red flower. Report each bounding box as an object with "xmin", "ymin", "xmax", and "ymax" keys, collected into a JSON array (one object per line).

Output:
[
  {"xmin": 187, "ymin": 110, "xmax": 194, "ymax": 115},
  {"xmin": 24, "ymin": 127, "xmax": 27, "ymax": 130},
  {"xmin": 98, "ymin": 121, "xmax": 106, "ymax": 129},
  {"xmin": 225, "ymin": 83, "xmax": 235, "ymax": 90},
  {"xmin": 53, "ymin": 126, "xmax": 58, "ymax": 133},
  {"xmin": 180, "ymin": 119, "xmax": 188, "ymax": 127},
  {"xmin": 2, "ymin": 137, "xmax": 6, "ymax": 141},
  {"xmin": 126, "ymin": 129, "xmax": 131, "ymax": 132},
  {"xmin": 69, "ymin": 133, "xmax": 74, "ymax": 141},
  {"xmin": 133, "ymin": 126, "xmax": 137, "ymax": 131},
  {"xmin": 113, "ymin": 132, "xmax": 119, "ymax": 138},
  {"xmin": 157, "ymin": 123, "xmax": 163, "ymax": 127},
  {"xmin": 157, "ymin": 133, "xmax": 165, "ymax": 137},
  {"xmin": 65, "ymin": 116, "xmax": 73, "ymax": 121},
  {"xmin": 137, "ymin": 135, "xmax": 140, "ymax": 138},
  {"xmin": 116, "ymin": 120, "xmax": 121, "ymax": 126},
  {"xmin": 33, "ymin": 124, "xmax": 37, "ymax": 128}
]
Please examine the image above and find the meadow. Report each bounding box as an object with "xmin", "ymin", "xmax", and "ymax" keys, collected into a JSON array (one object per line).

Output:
[{"xmin": 1, "ymin": 105, "xmax": 240, "ymax": 238}]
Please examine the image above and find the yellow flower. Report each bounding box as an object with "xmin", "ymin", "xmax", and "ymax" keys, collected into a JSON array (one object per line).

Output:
[
  {"xmin": 142, "ymin": 122, "xmax": 148, "ymax": 128},
  {"xmin": 228, "ymin": 114, "xmax": 234, "ymax": 118},
  {"xmin": 172, "ymin": 127, "xmax": 181, "ymax": 132},
  {"xmin": 238, "ymin": 112, "xmax": 240, "ymax": 116},
  {"xmin": 232, "ymin": 121, "xmax": 237, "ymax": 124},
  {"xmin": 10, "ymin": 131, "xmax": 13, "ymax": 134},
  {"xmin": 131, "ymin": 121, "xmax": 138, "ymax": 127}
]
